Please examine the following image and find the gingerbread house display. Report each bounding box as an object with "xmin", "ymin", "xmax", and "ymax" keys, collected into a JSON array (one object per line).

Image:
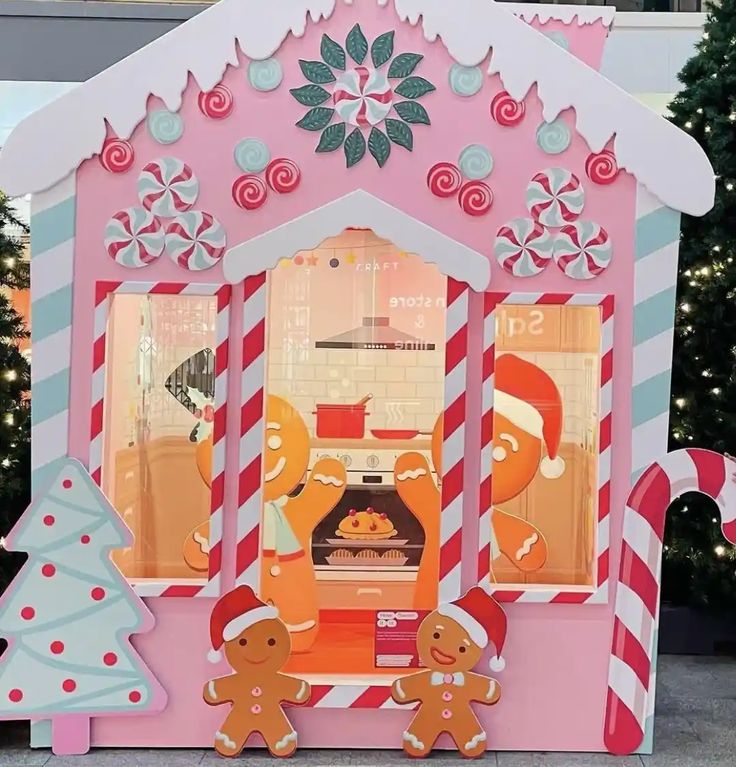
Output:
[{"xmin": 0, "ymin": 0, "xmax": 732, "ymax": 757}]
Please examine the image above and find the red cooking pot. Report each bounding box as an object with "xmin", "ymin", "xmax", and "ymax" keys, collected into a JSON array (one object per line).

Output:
[{"xmin": 314, "ymin": 394, "xmax": 373, "ymax": 438}]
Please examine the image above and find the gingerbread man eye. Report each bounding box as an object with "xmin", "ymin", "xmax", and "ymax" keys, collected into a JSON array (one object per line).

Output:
[
  {"xmin": 239, "ymin": 638, "xmax": 248, "ymax": 646},
  {"xmin": 492, "ymin": 445, "xmax": 507, "ymax": 462},
  {"xmin": 459, "ymin": 646, "xmax": 467, "ymax": 653},
  {"xmin": 433, "ymin": 632, "xmax": 440, "ymax": 640},
  {"xmin": 267, "ymin": 638, "xmax": 276, "ymax": 646},
  {"xmin": 267, "ymin": 435, "xmax": 283, "ymax": 450}
]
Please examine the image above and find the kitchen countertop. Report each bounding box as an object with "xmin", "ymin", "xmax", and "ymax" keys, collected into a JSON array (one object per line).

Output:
[{"xmin": 310, "ymin": 438, "xmax": 432, "ymax": 451}]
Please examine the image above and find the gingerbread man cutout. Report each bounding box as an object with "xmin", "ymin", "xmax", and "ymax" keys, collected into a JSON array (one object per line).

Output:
[
  {"xmin": 391, "ymin": 587, "xmax": 507, "ymax": 758},
  {"xmin": 259, "ymin": 394, "xmax": 346, "ymax": 652},
  {"xmin": 204, "ymin": 585, "xmax": 310, "ymax": 758}
]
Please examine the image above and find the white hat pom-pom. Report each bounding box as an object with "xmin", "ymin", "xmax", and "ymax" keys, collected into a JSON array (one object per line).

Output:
[
  {"xmin": 207, "ymin": 648, "xmax": 223, "ymax": 664},
  {"xmin": 540, "ymin": 455, "xmax": 565, "ymax": 480},
  {"xmin": 489, "ymin": 655, "xmax": 505, "ymax": 672}
]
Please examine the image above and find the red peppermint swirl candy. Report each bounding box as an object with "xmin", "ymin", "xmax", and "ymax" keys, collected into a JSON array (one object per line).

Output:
[
  {"xmin": 427, "ymin": 162, "xmax": 462, "ymax": 198},
  {"xmin": 490, "ymin": 91, "xmax": 525, "ymax": 127},
  {"xmin": 458, "ymin": 181, "xmax": 493, "ymax": 217},
  {"xmin": 265, "ymin": 158, "xmax": 301, "ymax": 194},
  {"xmin": 232, "ymin": 175, "xmax": 268, "ymax": 210},
  {"xmin": 585, "ymin": 150, "xmax": 620, "ymax": 185},
  {"xmin": 198, "ymin": 85, "xmax": 234, "ymax": 120},
  {"xmin": 99, "ymin": 138, "xmax": 134, "ymax": 174}
]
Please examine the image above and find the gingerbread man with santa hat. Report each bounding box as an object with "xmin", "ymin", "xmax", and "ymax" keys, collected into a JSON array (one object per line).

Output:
[
  {"xmin": 203, "ymin": 585, "xmax": 310, "ymax": 758},
  {"xmin": 391, "ymin": 586, "xmax": 507, "ymax": 758}
]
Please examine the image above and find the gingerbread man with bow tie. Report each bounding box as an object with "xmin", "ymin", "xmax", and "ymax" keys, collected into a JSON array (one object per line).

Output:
[{"xmin": 391, "ymin": 587, "xmax": 507, "ymax": 758}]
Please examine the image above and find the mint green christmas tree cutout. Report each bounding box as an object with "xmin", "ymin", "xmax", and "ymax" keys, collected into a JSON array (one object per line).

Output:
[
  {"xmin": 0, "ymin": 458, "xmax": 167, "ymax": 755},
  {"xmin": 291, "ymin": 24, "xmax": 435, "ymax": 168}
]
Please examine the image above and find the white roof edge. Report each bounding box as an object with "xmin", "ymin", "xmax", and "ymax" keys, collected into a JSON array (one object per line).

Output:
[
  {"xmin": 0, "ymin": 0, "xmax": 714, "ymax": 216},
  {"xmin": 223, "ymin": 190, "xmax": 491, "ymax": 290},
  {"xmin": 503, "ymin": 3, "xmax": 616, "ymax": 28}
]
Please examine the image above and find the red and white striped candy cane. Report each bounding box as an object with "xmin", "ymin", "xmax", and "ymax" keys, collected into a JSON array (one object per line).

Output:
[{"xmin": 605, "ymin": 448, "xmax": 736, "ymax": 754}]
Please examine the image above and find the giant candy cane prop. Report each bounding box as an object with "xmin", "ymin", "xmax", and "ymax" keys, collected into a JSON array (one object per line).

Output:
[{"xmin": 604, "ymin": 449, "xmax": 736, "ymax": 755}]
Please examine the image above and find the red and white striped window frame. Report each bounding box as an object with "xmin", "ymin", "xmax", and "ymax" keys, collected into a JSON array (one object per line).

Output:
[
  {"xmin": 477, "ymin": 292, "xmax": 613, "ymax": 605},
  {"xmin": 90, "ymin": 281, "xmax": 231, "ymax": 598},
  {"xmin": 233, "ymin": 275, "xmax": 469, "ymax": 707}
]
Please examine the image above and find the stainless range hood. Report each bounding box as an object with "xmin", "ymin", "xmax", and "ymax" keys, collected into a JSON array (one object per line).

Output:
[{"xmin": 315, "ymin": 317, "xmax": 435, "ymax": 351}]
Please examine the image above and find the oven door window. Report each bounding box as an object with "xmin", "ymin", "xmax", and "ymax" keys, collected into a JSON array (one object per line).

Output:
[{"xmin": 263, "ymin": 228, "xmax": 446, "ymax": 678}]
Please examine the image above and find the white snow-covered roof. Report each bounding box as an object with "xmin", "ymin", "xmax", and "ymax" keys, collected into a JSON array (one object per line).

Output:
[{"xmin": 0, "ymin": 0, "xmax": 713, "ymax": 216}]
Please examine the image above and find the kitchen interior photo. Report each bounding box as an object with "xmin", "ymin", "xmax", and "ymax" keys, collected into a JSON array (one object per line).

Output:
[{"xmin": 267, "ymin": 228, "xmax": 447, "ymax": 676}]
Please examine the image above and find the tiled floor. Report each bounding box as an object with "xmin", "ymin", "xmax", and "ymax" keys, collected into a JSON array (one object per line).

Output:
[{"xmin": 1, "ymin": 656, "xmax": 734, "ymax": 765}]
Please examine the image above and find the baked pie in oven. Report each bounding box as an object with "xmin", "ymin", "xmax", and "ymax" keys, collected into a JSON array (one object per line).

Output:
[{"xmin": 335, "ymin": 507, "xmax": 398, "ymax": 540}]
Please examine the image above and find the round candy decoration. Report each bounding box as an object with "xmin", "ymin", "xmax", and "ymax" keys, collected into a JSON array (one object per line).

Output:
[
  {"xmin": 104, "ymin": 207, "xmax": 164, "ymax": 268},
  {"xmin": 248, "ymin": 58, "xmax": 283, "ymax": 92},
  {"xmin": 265, "ymin": 158, "xmax": 301, "ymax": 194},
  {"xmin": 99, "ymin": 138, "xmax": 135, "ymax": 174},
  {"xmin": 333, "ymin": 67, "xmax": 393, "ymax": 127},
  {"xmin": 234, "ymin": 138, "xmax": 271, "ymax": 174},
  {"xmin": 232, "ymin": 175, "xmax": 268, "ymax": 210},
  {"xmin": 198, "ymin": 84, "xmax": 234, "ymax": 119},
  {"xmin": 147, "ymin": 110, "xmax": 184, "ymax": 145},
  {"xmin": 138, "ymin": 158, "xmax": 199, "ymax": 218},
  {"xmin": 536, "ymin": 119, "xmax": 571, "ymax": 155},
  {"xmin": 427, "ymin": 162, "xmax": 462, "ymax": 198},
  {"xmin": 458, "ymin": 181, "xmax": 493, "ymax": 217},
  {"xmin": 494, "ymin": 217, "xmax": 554, "ymax": 277},
  {"xmin": 526, "ymin": 168, "xmax": 585, "ymax": 227},
  {"xmin": 490, "ymin": 91, "xmax": 525, "ymax": 127},
  {"xmin": 449, "ymin": 64, "xmax": 483, "ymax": 97},
  {"xmin": 165, "ymin": 211, "xmax": 227, "ymax": 271},
  {"xmin": 553, "ymin": 221, "xmax": 613, "ymax": 280},
  {"xmin": 458, "ymin": 144, "xmax": 494, "ymax": 180},
  {"xmin": 585, "ymin": 150, "xmax": 620, "ymax": 186}
]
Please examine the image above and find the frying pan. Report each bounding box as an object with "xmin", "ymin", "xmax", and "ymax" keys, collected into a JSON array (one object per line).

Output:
[{"xmin": 371, "ymin": 429, "xmax": 433, "ymax": 439}]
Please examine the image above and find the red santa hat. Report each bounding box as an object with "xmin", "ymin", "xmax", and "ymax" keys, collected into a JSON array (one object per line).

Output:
[
  {"xmin": 207, "ymin": 585, "xmax": 278, "ymax": 663},
  {"xmin": 437, "ymin": 587, "xmax": 508, "ymax": 671},
  {"xmin": 494, "ymin": 353, "xmax": 565, "ymax": 480}
]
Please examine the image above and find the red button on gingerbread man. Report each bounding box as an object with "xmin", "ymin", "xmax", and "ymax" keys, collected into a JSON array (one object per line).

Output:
[
  {"xmin": 391, "ymin": 587, "xmax": 507, "ymax": 758},
  {"xmin": 203, "ymin": 586, "xmax": 310, "ymax": 758}
]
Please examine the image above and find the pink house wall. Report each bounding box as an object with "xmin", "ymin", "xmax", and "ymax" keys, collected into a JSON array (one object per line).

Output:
[{"xmin": 68, "ymin": 3, "xmax": 635, "ymax": 750}]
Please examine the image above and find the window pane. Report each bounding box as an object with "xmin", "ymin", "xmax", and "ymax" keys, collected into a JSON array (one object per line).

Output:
[
  {"xmin": 264, "ymin": 229, "xmax": 446, "ymax": 678},
  {"xmin": 102, "ymin": 293, "xmax": 217, "ymax": 583},
  {"xmin": 490, "ymin": 304, "xmax": 600, "ymax": 588}
]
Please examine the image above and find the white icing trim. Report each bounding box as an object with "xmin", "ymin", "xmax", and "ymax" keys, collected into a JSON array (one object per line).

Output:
[
  {"xmin": 295, "ymin": 680, "xmax": 308, "ymax": 701},
  {"xmin": 312, "ymin": 473, "xmax": 344, "ymax": 487},
  {"xmin": 215, "ymin": 731, "xmax": 237, "ymax": 750},
  {"xmin": 437, "ymin": 602, "xmax": 488, "ymax": 648},
  {"xmin": 223, "ymin": 190, "xmax": 491, "ymax": 291},
  {"xmin": 494, "ymin": 390, "xmax": 544, "ymax": 438},
  {"xmin": 394, "ymin": 679, "xmax": 406, "ymax": 699},
  {"xmin": 503, "ymin": 4, "xmax": 616, "ymax": 28},
  {"xmin": 208, "ymin": 680, "xmax": 218, "ymax": 700},
  {"xmin": 222, "ymin": 605, "xmax": 279, "ymax": 641},
  {"xmin": 0, "ymin": 0, "xmax": 713, "ymax": 216},
  {"xmin": 464, "ymin": 731, "xmax": 487, "ymax": 751},
  {"xmin": 396, "ymin": 467, "xmax": 428, "ymax": 481}
]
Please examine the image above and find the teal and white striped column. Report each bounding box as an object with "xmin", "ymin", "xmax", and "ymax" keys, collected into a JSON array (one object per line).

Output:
[
  {"xmin": 630, "ymin": 184, "xmax": 682, "ymax": 754},
  {"xmin": 28, "ymin": 174, "xmax": 76, "ymax": 749}
]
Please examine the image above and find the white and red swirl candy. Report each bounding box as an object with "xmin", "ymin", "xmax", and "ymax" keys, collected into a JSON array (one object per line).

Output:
[
  {"xmin": 104, "ymin": 207, "xmax": 164, "ymax": 268},
  {"xmin": 490, "ymin": 91, "xmax": 525, "ymax": 127},
  {"xmin": 526, "ymin": 168, "xmax": 585, "ymax": 227},
  {"xmin": 427, "ymin": 162, "xmax": 462, "ymax": 198},
  {"xmin": 553, "ymin": 221, "xmax": 612, "ymax": 280},
  {"xmin": 494, "ymin": 217, "xmax": 553, "ymax": 277},
  {"xmin": 138, "ymin": 157, "xmax": 199, "ymax": 218},
  {"xmin": 458, "ymin": 181, "xmax": 493, "ymax": 217},
  {"xmin": 99, "ymin": 138, "xmax": 135, "ymax": 174},
  {"xmin": 165, "ymin": 211, "xmax": 226, "ymax": 271},
  {"xmin": 265, "ymin": 158, "xmax": 301, "ymax": 194},
  {"xmin": 232, "ymin": 175, "xmax": 268, "ymax": 210},
  {"xmin": 198, "ymin": 84, "xmax": 234, "ymax": 119},
  {"xmin": 585, "ymin": 150, "xmax": 620, "ymax": 185}
]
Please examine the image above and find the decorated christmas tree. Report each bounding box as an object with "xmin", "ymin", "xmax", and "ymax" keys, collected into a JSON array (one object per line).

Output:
[
  {"xmin": 667, "ymin": 1, "xmax": 736, "ymax": 608},
  {"xmin": 0, "ymin": 458, "xmax": 166, "ymax": 754}
]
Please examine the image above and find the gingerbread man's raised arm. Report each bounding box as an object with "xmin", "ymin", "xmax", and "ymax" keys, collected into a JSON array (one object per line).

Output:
[
  {"xmin": 463, "ymin": 671, "xmax": 502, "ymax": 706},
  {"xmin": 276, "ymin": 673, "xmax": 311, "ymax": 705},
  {"xmin": 285, "ymin": 457, "xmax": 347, "ymax": 546},
  {"xmin": 203, "ymin": 674, "xmax": 240, "ymax": 706},
  {"xmin": 391, "ymin": 669, "xmax": 432, "ymax": 704}
]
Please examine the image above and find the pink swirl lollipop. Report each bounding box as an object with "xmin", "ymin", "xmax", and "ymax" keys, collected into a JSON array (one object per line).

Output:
[
  {"xmin": 458, "ymin": 181, "xmax": 493, "ymax": 217},
  {"xmin": 198, "ymin": 85, "xmax": 234, "ymax": 119},
  {"xmin": 526, "ymin": 168, "xmax": 585, "ymax": 227},
  {"xmin": 490, "ymin": 91, "xmax": 525, "ymax": 127},
  {"xmin": 494, "ymin": 218, "xmax": 553, "ymax": 277},
  {"xmin": 265, "ymin": 158, "xmax": 301, "ymax": 194},
  {"xmin": 585, "ymin": 150, "xmax": 620, "ymax": 185},
  {"xmin": 104, "ymin": 207, "xmax": 164, "ymax": 268},
  {"xmin": 427, "ymin": 162, "xmax": 462, "ymax": 198},
  {"xmin": 232, "ymin": 175, "xmax": 268, "ymax": 210},
  {"xmin": 138, "ymin": 158, "xmax": 199, "ymax": 218},
  {"xmin": 99, "ymin": 138, "xmax": 135, "ymax": 174},
  {"xmin": 165, "ymin": 211, "xmax": 226, "ymax": 271},
  {"xmin": 553, "ymin": 221, "xmax": 612, "ymax": 280}
]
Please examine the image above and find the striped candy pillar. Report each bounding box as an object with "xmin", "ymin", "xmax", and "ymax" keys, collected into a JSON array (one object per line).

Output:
[
  {"xmin": 604, "ymin": 186, "xmax": 681, "ymax": 754},
  {"xmin": 439, "ymin": 278, "xmax": 469, "ymax": 604},
  {"xmin": 30, "ymin": 175, "xmax": 76, "ymax": 495},
  {"xmin": 28, "ymin": 174, "xmax": 77, "ymax": 750},
  {"xmin": 236, "ymin": 272, "xmax": 267, "ymax": 588}
]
